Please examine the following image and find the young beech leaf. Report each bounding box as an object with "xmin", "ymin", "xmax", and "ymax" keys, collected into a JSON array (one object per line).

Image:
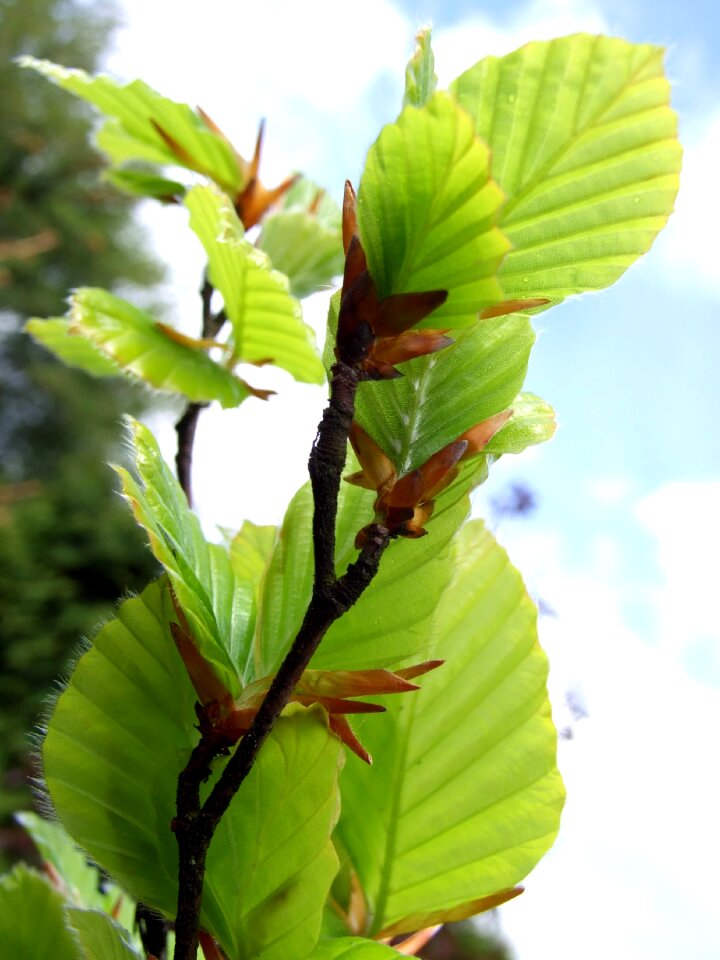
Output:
[
  {"xmin": 335, "ymin": 521, "xmax": 565, "ymax": 937},
  {"xmin": 42, "ymin": 580, "xmax": 344, "ymax": 960},
  {"xmin": 24, "ymin": 317, "xmax": 123, "ymax": 378},
  {"xmin": 0, "ymin": 864, "xmax": 81, "ymax": 960},
  {"xmin": 450, "ymin": 34, "xmax": 682, "ymax": 301},
  {"xmin": 66, "ymin": 909, "xmax": 143, "ymax": 960},
  {"xmin": 358, "ymin": 92, "xmax": 509, "ymax": 327},
  {"xmin": 116, "ymin": 418, "xmax": 255, "ymax": 695},
  {"xmin": 403, "ymin": 27, "xmax": 438, "ymax": 109},
  {"xmin": 310, "ymin": 939, "xmax": 405, "ymax": 959},
  {"xmin": 18, "ymin": 57, "xmax": 243, "ymax": 194},
  {"xmin": 185, "ymin": 185, "xmax": 325, "ymax": 384},
  {"xmin": 66, "ymin": 287, "xmax": 258, "ymax": 407}
]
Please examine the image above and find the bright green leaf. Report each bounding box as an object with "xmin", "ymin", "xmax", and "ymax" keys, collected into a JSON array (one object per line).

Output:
[
  {"xmin": 310, "ymin": 939, "xmax": 403, "ymax": 960},
  {"xmin": 403, "ymin": 27, "xmax": 437, "ymax": 108},
  {"xmin": 68, "ymin": 287, "xmax": 253, "ymax": 407},
  {"xmin": 104, "ymin": 167, "xmax": 186, "ymax": 201},
  {"xmin": 485, "ymin": 391, "xmax": 556, "ymax": 454},
  {"xmin": 254, "ymin": 456, "xmax": 486, "ymax": 678},
  {"xmin": 43, "ymin": 581, "xmax": 343, "ymax": 960},
  {"xmin": 336, "ymin": 521, "xmax": 565, "ymax": 936},
  {"xmin": 354, "ymin": 310, "xmax": 536, "ymax": 476},
  {"xmin": 358, "ymin": 92, "xmax": 509, "ymax": 327},
  {"xmin": 66, "ymin": 909, "xmax": 143, "ymax": 960},
  {"xmin": 185, "ymin": 185, "xmax": 325, "ymax": 384},
  {"xmin": 116, "ymin": 418, "xmax": 254, "ymax": 694},
  {"xmin": 19, "ymin": 58, "xmax": 242, "ymax": 194},
  {"xmin": 256, "ymin": 209, "xmax": 343, "ymax": 300},
  {"xmin": 450, "ymin": 34, "xmax": 682, "ymax": 300},
  {"xmin": 0, "ymin": 864, "xmax": 80, "ymax": 960},
  {"xmin": 25, "ymin": 317, "xmax": 122, "ymax": 377}
]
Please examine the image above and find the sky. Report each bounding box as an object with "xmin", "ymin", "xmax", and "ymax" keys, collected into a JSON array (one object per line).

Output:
[{"xmin": 102, "ymin": 1, "xmax": 720, "ymax": 957}]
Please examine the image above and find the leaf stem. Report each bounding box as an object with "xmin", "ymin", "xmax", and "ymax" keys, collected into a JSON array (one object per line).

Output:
[{"xmin": 172, "ymin": 361, "xmax": 391, "ymax": 960}]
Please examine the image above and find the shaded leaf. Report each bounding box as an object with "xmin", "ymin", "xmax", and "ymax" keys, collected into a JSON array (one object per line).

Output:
[
  {"xmin": 0, "ymin": 864, "xmax": 80, "ymax": 960},
  {"xmin": 19, "ymin": 58, "xmax": 242, "ymax": 193},
  {"xmin": 310, "ymin": 940, "xmax": 403, "ymax": 959},
  {"xmin": 336, "ymin": 521, "xmax": 565, "ymax": 936},
  {"xmin": 15, "ymin": 812, "xmax": 133, "ymax": 928},
  {"xmin": 66, "ymin": 909, "xmax": 143, "ymax": 960},
  {"xmin": 116, "ymin": 418, "xmax": 254, "ymax": 695},
  {"xmin": 450, "ymin": 34, "xmax": 682, "ymax": 300},
  {"xmin": 104, "ymin": 168, "xmax": 186, "ymax": 201},
  {"xmin": 185, "ymin": 185, "xmax": 325, "ymax": 383},
  {"xmin": 25, "ymin": 317, "xmax": 122, "ymax": 377},
  {"xmin": 256, "ymin": 209, "xmax": 344, "ymax": 299},
  {"xmin": 43, "ymin": 581, "xmax": 343, "ymax": 960},
  {"xmin": 68, "ymin": 287, "xmax": 254, "ymax": 407},
  {"xmin": 358, "ymin": 92, "xmax": 509, "ymax": 327}
]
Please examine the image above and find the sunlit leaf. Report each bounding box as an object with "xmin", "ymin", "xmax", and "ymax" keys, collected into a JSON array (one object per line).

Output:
[
  {"xmin": 403, "ymin": 27, "xmax": 437, "ymax": 108},
  {"xmin": 484, "ymin": 392, "xmax": 556, "ymax": 454},
  {"xmin": 25, "ymin": 317, "xmax": 122, "ymax": 377},
  {"xmin": 353, "ymin": 307, "xmax": 535, "ymax": 476},
  {"xmin": 336, "ymin": 521, "xmax": 565, "ymax": 936},
  {"xmin": 358, "ymin": 92, "xmax": 509, "ymax": 327},
  {"xmin": 185, "ymin": 185, "xmax": 325, "ymax": 383},
  {"xmin": 43, "ymin": 581, "xmax": 343, "ymax": 960},
  {"xmin": 68, "ymin": 287, "xmax": 254, "ymax": 407},
  {"xmin": 0, "ymin": 864, "xmax": 80, "ymax": 960},
  {"xmin": 116, "ymin": 418, "xmax": 254, "ymax": 695},
  {"xmin": 450, "ymin": 34, "xmax": 682, "ymax": 300},
  {"xmin": 19, "ymin": 58, "xmax": 242, "ymax": 193},
  {"xmin": 66, "ymin": 909, "xmax": 143, "ymax": 960},
  {"xmin": 253, "ymin": 456, "xmax": 487, "ymax": 679}
]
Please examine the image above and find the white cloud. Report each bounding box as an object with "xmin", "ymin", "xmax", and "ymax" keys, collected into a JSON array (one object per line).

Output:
[
  {"xmin": 655, "ymin": 112, "xmax": 720, "ymax": 297},
  {"xmin": 636, "ymin": 480, "xmax": 720, "ymax": 677}
]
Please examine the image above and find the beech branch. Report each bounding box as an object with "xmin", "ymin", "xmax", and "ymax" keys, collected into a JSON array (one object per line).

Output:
[
  {"xmin": 174, "ymin": 278, "xmax": 226, "ymax": 506},
  {"xmin": 172, "ymin": 360, "xmax": 391, "ymax": 960}
]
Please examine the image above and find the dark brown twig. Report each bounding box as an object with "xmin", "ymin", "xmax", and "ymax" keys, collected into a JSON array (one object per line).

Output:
[
  {"xmin": 172, "ymin": 360, "xmax": 391, "ymax": 960},
  {"xmin": 174, "ymin": 278, "xmax": 226, "ymax": 505}
]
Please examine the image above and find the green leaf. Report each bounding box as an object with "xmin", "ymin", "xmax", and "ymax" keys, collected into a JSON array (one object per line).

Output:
[
  {"xmin": 354, "ymin": 309, "xmax": 536, "ymax": 476},
  {"xmin": 358, "ymin": 92, "xmax": 509, "ymax": 327},
  {"xmin": 19, "ymin": 58, "xmax": 242, "ymax": 194},
  {"xmin": 116, "ymin": 418, "xmax": 254, "ymax": 695},
  {"xmin": 485, "ymin": 391, "xmax": 556, "ymax": 454},
  {"xmin": 0, "ymin": 864, "xmax": 80, "ymax": 960},
  {"xmin": 68, "ymin": 287, "xmax": 253, "ymax": 407},
  {"xmin": 256, "ymin": 210, "xmax": 344, "ymax": 300},
  {"xmin": 403, "ymin": 27, "xmax": 437, "ymax": 108},
  {"xmin": 450, "ymin": 34, "xmax": 682, "ymax": 300},
  {"xmin": 43, "ymin": 581, "xmax": 343, "ymax": 960},
  {"xmin": 104, "ymin": 168, "xmax": 186, "ymax": 202},
  {"xmin": 185, "ymin": 185, "xmax": 325, "ymax": 384},
  {"xmin": 15, "ymin": 812, "xmax": 133, "ymax": 928},
  {"xmin": 25, "ymin": 317, "xmax": 122, "ymax": 377},
  {"xmin": 66, "ymin": 909, "xmax": 143, "ymax": 960},
  {"xmin": 254, "ymin": 457, "xmax": 486, "ymax": 678},
  {"xmin": 310, "ymin": 940, "xmax": 403, "ymax": 960},
  {"xmin": 336, "ymin": 521, "xmax": 565, "ymax": 936}
]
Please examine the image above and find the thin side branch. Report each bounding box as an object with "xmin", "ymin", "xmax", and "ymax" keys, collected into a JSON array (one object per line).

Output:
[{"xmin": 172, "ymin": 360, "xmax": 391, "ymax": 960}]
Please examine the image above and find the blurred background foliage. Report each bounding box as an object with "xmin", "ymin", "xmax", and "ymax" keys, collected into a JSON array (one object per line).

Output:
[{"xmin": 0, "ymin": 0, "xmax": 162, "ymax": 857}]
